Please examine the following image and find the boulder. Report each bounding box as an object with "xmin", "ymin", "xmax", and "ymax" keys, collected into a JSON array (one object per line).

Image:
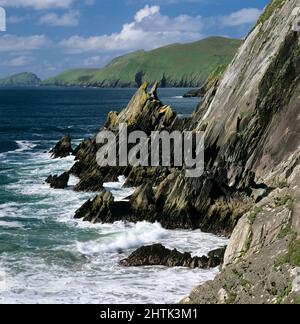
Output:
[
  {"xmin": 49, "ymin": 135, "xmax": 73, "ymax": 159},
  {"xmin": 46, "ymin": 172, "xmax": 69, "ymax": 189}
]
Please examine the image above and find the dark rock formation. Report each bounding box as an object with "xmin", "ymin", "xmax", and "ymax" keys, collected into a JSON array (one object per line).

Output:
[
  {"xmin": 50, "ymin": 135, "xmax": 73, "ymax": 159},
  {"xmin": 183, "ymin": 88, "xmax": 205, "ymax": 98},
  {"xmin": 120, "ymin": 244, "xmax": 226, "ymax": 269},
  {"xmin": 74, "ymin": 190, "xmax": 115, "ymax": 223},
  {"xmin": 46, "ymin": 172, "xmax": 69, "ymax": 189},
  {"xmin": 74, "ymin": 183, "xmax": 157, "ymax": 224}
]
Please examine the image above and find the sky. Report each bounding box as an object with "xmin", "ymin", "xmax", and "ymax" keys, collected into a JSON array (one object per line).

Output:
[{"xmin": 0, "ymin": 0, "xmax": 270, "ymax": 79}]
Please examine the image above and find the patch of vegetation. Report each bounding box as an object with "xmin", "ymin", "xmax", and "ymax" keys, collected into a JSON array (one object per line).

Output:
[
  {"xmin": 225, "ymin": 292, "xmax": 237, "ymax": 304},
  {"xmin": 257, "ymin": 0, "xmax": 287, "ymax": 26},
  {"xmin": 242, "ymin": 206, "xmax": 264, "ymax": 255},
  {"xmin": 278, "ymin": 180, "xmax": 289, "ymax": 189},
  {"xmin": 275, "ymin": 195, "xmax": 294, "ymax": 209},
  {"xmin": 239, "ymin": 111, "xmax": 247, "ymax": 119},
  {"xmin": 248, "ymin": 206, "xmax": 263, "ymax": 225},
  {"xmin": 276, "ymin": 284, "xmax": 292, "ymax": 304},
  {"xmin": 294, "ymin": 294, "xmax": 300, "ymax": 304},
  {"xmin": 243, "ymin": 232, "xmax": 253, "ymax": 255},
  {"xmin": 277, "ymin": 222, "xmax": 293, "ymax": 240},
  {"xmin": 276, "ymin": 237, "xmax": 300, "ymax": 268},
  {"xmin": 286, "ymin": 240, "xmax": 300, "ymax": 267}
]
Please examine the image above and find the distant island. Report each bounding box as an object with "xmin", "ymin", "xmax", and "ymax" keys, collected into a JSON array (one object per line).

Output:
[
  {"xmin": 42, "ymin": 37, "xmax": 242, "ymax": 88},
  {"xmin": 0, "ymin": 72, "xmax": 41, "ymax": 87}
]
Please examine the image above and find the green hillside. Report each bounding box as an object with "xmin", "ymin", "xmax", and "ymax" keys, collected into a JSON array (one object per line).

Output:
[
  {"xmin": 0, "ymin": 72, "xmax": 41, "ymax": 87},
  {"xmin": 43, "ymin": 37, "xmax": 242, "ymax": 88}
]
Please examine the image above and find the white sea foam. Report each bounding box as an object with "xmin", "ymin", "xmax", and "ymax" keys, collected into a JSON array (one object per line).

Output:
[
  {"xmin": 103, "ymin": 175, "xmax": 135, "ymax": 201},
  {"xmin": 77, "ymin": 222, "xmax": 167, "ymax": 254},
  {"xmin": 0, "ymin": 221, "xmax": 24, "ymax": 228},
  {"xmin": 15, "ymin": 140, "xmax": 37, "ymax": 153},
  {"xmin": 0, "ymin": 142, "xmax": 228, "ymax": 304}
]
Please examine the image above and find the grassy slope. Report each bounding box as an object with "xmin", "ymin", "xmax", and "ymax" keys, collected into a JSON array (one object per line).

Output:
[
  {"xmin": 0, "ymin": 72, "xmax": 41, "ymax": 87},
  {"xmin": 43, "ymin": 37, "xmax": 242, "ymax": 87}
]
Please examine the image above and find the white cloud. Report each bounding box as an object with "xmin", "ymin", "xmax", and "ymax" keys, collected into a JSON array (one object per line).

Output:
[
  {"xmin": 0, "ymin": 35, "xmax": 48, "ymax": 52},
  {"xmin": 60, "ymin": 5, "xmax": 261, "ymax": 55},
  {"xmin": 0, "ymin": 0, "xmax": 73, "ymax": 10},
  {"xmin": 135, "ymin": 5, "xmax": 160, "ymax": 23},
  {"xmin": 39, "ymin": 10, "xmax": 80, "ymax": 27},
  {"xmin": 61, "ymin": 5, "xmax": 204, "ymax": 54},
  {"xmin": 222, "ymin": 8, "xmax": 262, "ymax": 27},
  {"xmin": 0, "ymin": 55, "xmax": 33, "ymax": 66}
]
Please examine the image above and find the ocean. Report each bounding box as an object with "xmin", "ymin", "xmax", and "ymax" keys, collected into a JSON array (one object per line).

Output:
[{"xmin": 0, "ymin": 87, "xmax": 227, "ymax": 304}]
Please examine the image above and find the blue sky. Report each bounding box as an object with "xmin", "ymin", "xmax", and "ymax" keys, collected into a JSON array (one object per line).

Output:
[{"xmin": 0, "ymin": 0, "xmax": 270, "ymax": 79}]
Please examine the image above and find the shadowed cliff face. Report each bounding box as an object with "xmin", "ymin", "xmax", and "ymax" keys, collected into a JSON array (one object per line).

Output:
[{"xmin": 66, "ymin": 0, "xmax": 300, "ymax": 236}]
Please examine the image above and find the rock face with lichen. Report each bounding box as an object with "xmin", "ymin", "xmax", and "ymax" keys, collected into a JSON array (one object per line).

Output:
[{"xmin": 49, "ymin": 0, "xmax": 300, "ymax": 304}]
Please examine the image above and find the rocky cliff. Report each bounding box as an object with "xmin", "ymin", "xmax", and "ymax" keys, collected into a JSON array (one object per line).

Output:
[
  {"xmin": 49, "ymin": 0, "xmax": 300, "ymax": 304},
  {"xmin": 181, "ymin": 0, "xmax": 300, "ymax": 304}
]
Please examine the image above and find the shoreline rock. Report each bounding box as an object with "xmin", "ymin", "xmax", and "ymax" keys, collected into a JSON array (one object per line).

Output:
[
  {"xmin": 46, "ymin": 172, "xmax": 69, "ymax": 189},
  {"xmin": 120, "ymin": 244, "xmax": 226, "ymax": 269},
  {"xmin": 49, "ymin": 135, "xmax": 73, "ymax": 159}
]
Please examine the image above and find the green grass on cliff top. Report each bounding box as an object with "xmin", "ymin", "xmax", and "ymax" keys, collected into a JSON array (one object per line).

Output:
[
  {"xmin": 0, "ymin": 72, "xmax": 41, "ymax": 87},
  {"xmin": 43, "ymin": 36, "xmax": 242, "ymax": 87}
]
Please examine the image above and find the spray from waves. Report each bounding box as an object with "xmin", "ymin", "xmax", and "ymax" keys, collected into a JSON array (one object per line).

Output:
[
  {"xmin": 77, "ymin": 222, "xmax": 167, "ymax": 255},
  {"xmin": 15, "ymin": 141, "xmax": 37, "ymax": 152}
]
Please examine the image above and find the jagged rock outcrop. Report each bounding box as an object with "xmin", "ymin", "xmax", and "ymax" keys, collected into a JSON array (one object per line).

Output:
[
  {"xmin": 50, "ymin": 135, "xmax": 73, "ymax": 159},
  {"xmin": 74, "ymin": 183, "xmax": 157, "ymax": 225},
  {"xmin": 46, "ymin": 172, "xmax": 69, "ymax": 189},
  {"xmin": 69, "ymin": 82, "xmax": 177, "ymax": 192},
  {"xmin": 120, "ymin": 244, "xmax": 226, "ymax": 269},
  {"xmin": 74, "ymin": 190, "xmax": 115, "ymax": 223}
]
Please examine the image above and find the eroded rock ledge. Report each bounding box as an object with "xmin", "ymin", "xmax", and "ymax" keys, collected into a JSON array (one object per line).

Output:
[{"xmin": 120, "ymin": 244, "xmax": 226, "ymax": 269}]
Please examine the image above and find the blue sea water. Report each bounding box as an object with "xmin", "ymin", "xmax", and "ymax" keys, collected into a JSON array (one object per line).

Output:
[{"xmin": 0, "ymin": 87, "xmax": 227, "ymax": 304}]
